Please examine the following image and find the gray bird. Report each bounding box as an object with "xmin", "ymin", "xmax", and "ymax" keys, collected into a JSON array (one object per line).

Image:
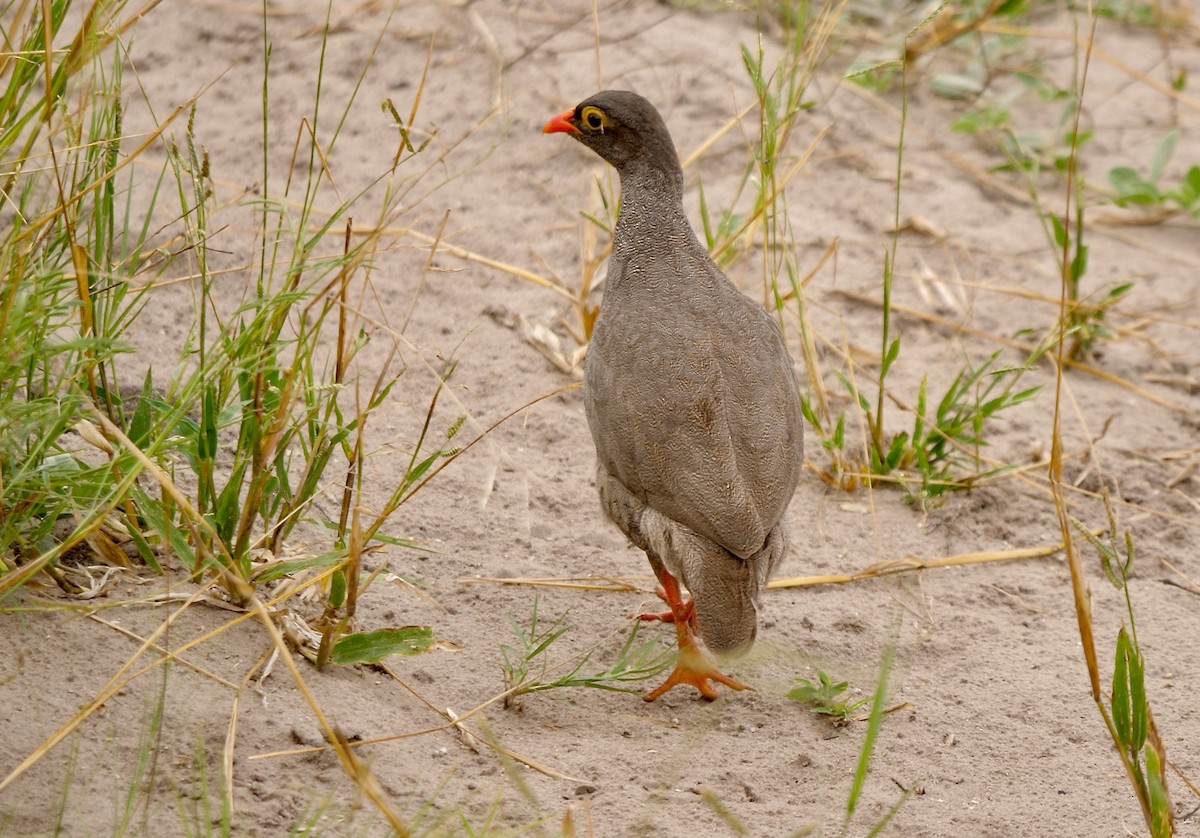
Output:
[{"xmin": 544, "ymin": 90, "xmax": 804, "ymax": 700}]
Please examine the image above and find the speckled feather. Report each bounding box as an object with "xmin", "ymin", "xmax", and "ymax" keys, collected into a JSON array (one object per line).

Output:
[{"xmin": 556, "ymin": 90, "xmax": 804, "ymax": 655}]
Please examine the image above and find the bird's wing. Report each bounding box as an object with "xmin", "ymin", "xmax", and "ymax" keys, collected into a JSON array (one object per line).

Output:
[{"xmin": 585, "ymin": 258, "xmax": 803, "ymax": 559}]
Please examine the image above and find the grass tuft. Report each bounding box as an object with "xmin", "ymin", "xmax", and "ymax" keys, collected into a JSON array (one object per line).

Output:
[{"xmin": 500, "ymin": 596, "xmax": 674, "ymax": 708}]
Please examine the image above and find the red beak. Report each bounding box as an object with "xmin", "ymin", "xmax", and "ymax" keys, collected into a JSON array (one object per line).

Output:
[{"xmin": 543, "ymin": 106, "xmax": 579, "ymax": 135}]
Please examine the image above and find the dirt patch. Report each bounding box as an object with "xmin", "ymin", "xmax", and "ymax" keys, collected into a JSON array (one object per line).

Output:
[{"xmin": 3, "ymin": 1, "xmax": 1199, "ymax": 836}]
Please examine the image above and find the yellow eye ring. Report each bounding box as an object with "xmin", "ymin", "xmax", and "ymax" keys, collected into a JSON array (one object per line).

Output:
[{"xmin": 581, "ymin": 106, "xmax": 607, "ymax": 132}]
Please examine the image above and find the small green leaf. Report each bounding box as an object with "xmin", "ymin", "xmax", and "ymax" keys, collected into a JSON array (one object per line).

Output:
[
  {"xmin": 881, "ymin": 336, "xmax": 901, "ymax": 377},
  {"xmin": 886, "ymin": 432, "xmax": 908, "ymax": 471},
  {"xmin": 912, "ymin": 377, "xmax": 928, "ymax": 446},
  {"xmin": 124, "ymin": 523, "xmax": 160, "ymax": 573},
  {"xmin": 1050, "ymin": 214, "xmax": 1068, "ymax": 247},
  {"xmin": 834, "ymin": 371, "xmax": 870, "ymax": 412},
  {"xmin": 199, "ymin": 386, "xmax": 218, "ymax": 461},
  {"xmin": 1070, "ymin": 242, "xmax": 1088, "ymax": 283},
  {"xmin": 1010, "ymin": 386, "xmax": 1042, "ymax": 406},
  {"xmin": 1175, "ymin": 165, "xmax": 1200, "ymax": 210},
  {"xmin": 128, "ymin": 370, "xmax": 155, "ymax": 447},
  {"xmin": 1128, "ymin": 639, "xmax": 1147, "ymax": 753},
  {"xmin": 994, "ymin": 0, "xmax": 1028, "ymax": 16},
  {"xmin": 1149, "ymin": 129, "xmax": 1178, "ymax": 184},
  {"xmin": 1145, "ymin": 745, "xmax": 1173, "ymax": 838},
  {"xmin": 328, "ymin": 627, "xmax": 436, "ymax": 665},
  {"xmin": 1108, "ymin": 167, "xmax": 1159, "ymax": 205},
  {"xmin": 1105, "ymin": 282, "xmax": 1134, "ymax": 301},
  {"xmin": 1112, "ymin": 628, "xmax": 1132, "ymax": 745},
  {"xmin": 930, "ymin": 73, "xmax": 986, "ymax": 100},
  {"xmin": 250, "ymin": 548, "xmax": 348, "ymax": 583},
  {"xmin": 404, "ymin": 451, "xmax": 441, "ymax": 490},
  {"xmin": 698, "ymin": 178, "xmax": 715, "ymax": 251},
  {"xmin": 329, "ymin": 568, "xmax": 346, "ymax": 608},
  {"xmin": 799, "ymin": 395, "xmax": 821, "ymax": 429}
]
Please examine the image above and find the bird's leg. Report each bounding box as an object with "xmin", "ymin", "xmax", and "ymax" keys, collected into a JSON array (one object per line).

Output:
[
  {"xmin": 636, "ymin": 568, "xmax": 695, "ymax": 628},
  {"xmin": 642, "ymin": 566, "xmax": 751, "ymax": 702}
]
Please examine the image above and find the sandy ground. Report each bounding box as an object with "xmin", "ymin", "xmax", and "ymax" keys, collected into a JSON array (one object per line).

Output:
[{"xmin": 3, "ymin": 1, "xmax": 1200, "ymax": 835}]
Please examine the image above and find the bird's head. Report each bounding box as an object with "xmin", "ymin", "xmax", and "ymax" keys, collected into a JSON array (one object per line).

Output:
[{"xmin": 543, "ymin": 90, "xmax": 682, "ymax": 182}]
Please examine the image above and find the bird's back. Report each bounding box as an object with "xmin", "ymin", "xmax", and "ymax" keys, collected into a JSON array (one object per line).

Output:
[{"xmin": 584, "ymin": 232, "xmax": 804, "ymax": 561}]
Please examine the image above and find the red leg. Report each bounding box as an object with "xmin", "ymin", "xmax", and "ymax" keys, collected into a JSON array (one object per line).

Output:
[
  {"xmin": 641, "ymin": 567, "xmax": 750, "ymax": 702},
  {"xmin": 636, "ymin": 579, "xmax": 694, "ymax": 626}
]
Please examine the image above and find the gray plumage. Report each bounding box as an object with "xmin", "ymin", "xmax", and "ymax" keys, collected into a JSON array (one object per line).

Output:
[{"xmin": 551, "ymin": 90, "xmax": 804, "ymax": 656}]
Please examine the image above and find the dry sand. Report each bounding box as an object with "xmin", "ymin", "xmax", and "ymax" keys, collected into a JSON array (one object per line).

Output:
[{"xmin": 3, "ymin": 1, "xmax": 1199, "ymax": 836}]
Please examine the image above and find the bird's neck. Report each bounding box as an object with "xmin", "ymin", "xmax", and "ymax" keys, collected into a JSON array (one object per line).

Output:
[{"xmin": 614, "ymin": 165, "xmax": 689, "ymax": 242}]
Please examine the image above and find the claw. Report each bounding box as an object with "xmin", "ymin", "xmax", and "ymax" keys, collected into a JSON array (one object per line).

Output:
[{"xmin": 643, "ymin": 641, "xmax": 751, "ymax": 701}]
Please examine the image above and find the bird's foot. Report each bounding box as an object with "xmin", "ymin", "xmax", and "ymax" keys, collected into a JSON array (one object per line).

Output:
[
  {"xmin": 637, "ymin": 566, "xmax": 746, "ymax": 700},
  {"xmin": 643, "ymin": 643, "xmax": 751, "ymax": 702}
]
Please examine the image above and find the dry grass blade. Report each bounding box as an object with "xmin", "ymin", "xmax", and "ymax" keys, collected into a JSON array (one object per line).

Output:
[
  {"xmin": 224, "ymin": 649, "xmax": 272, "ymax": 823},
  {"xmin": 0, "ymin": 562, "xmax": 347, "ymax": 794},
  {"xmin": 1161, "ymin": 558, "xmax": 1200, "ymax": 596},
  {"xmin": 768, "ymin": 539, "xmax": 1081, "ymax": 589},
  {"xmin": 457, "ymin": 575, "xmax": 642, "ymax": 592},
  {"xmin": 1044, "ymin": 13, "xmax": 1176, "ymax": 833},
  {"xmin": 240, "ymin": 587, "xmax": 412, "ymax": 827},
  {"xmin": 331, "ymin": 727, "xmax": 409, "ymax": 836},
  {"xmin": 1050, "ymin": 15, "xmax": 1103, "ymax": 704},
  {"xmin": 0, "ymin": 451, "xmax": 386, "ymax": 819},
  {"xmin": 456, "ymin": 536, "xmax": 1085, "ymax": 593},
  {"xmin": 843, "ymin": 82, "xmax": 1033, "ymax": 205},
  {"xmin": 475, "ymin": 727, "xmax": 589, "ymax": 784},
  {"xmin": 15, "ymin": 77, "xmax": 221, "ymax": 246},
  {"xmin": 1169, "ymin": 760, "xmax": 1200, "ymax": 800},
  {"xmin": 86, "ymin": 614, "xmax": 238, "ymax": 689},
  {"xmin": 248, "ymin": 619, "xmax": 663, "ymax": 784},
  {"xmin": 400, "ymin": 228, "xmax": 575, "ymax": 302},
  {"xmin": 711, "ymin": 125, "xmax": 832, "ymax": 265},
  {"xmin": 850, "ymin": 701, "xmax": 915, "ymax": 724},
  {"xmin": 679, "ymin": 100, "xmax": 758, "ymax": 170},
  {"xmin": 250, "ymin": 674, "xmax": 591, "ymax": 783}
]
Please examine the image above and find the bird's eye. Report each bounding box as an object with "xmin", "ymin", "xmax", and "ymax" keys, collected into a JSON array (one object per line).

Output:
[{"xmin": 581, "ymin": 106, "xmax": 606, "ymax": 131}]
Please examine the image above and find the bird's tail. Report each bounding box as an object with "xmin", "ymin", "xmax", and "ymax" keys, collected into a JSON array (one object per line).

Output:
[{"xmin": 682, "ymin": 525, "xmax": 787, "ymax": 656}]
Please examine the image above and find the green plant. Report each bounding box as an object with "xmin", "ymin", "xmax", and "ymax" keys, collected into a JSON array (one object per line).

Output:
[
  {"xmin": 847, "ymin": 0, "xmax": 1037, "ymax": 99},
  {"xmin": 499, "ymin": 597, "xmax": 673, "ymax": 708},
  {"xmin": 1047, "ymin": 12, "xmax": 1178, "ymax": 835},
  {"xmin": 904, "ymin": 350, "xmax": 1041, "ymax": 502},
  {"xmin": 1047, "ymin": 205, "xmax": 1134, "ymax": 360},
  {"xmin": 1093, "ymin": 0, "xmax": 1166, "ymax": 27},
  {"xmin": 0, "ymin": 0, "xmax": 475, "ymax": 660},
  {"xmin": 846, "ymin": 58, "xmax": 900, "ymax": 94},
  {"xmin": 787, "ymin": 670, "xmax": 872, "ymax": 724},
  {"xmin": 719, "ymin": 1, "xmax": 847, "ymax": 486},
  {"xmin": 0, "ymin": 2, "xmax": 490, "ymax": 832},
  {"xmin": 111, "ymin": 686, "xmax": 168, "ymax": 837},
  {"xmin": 1071, "ymin": 502, "xmax": 1175, "ymax": 837},
  {"xmin": 836, "ymin": 185, "xmax": 1041, "ymax": 503},
  {"xmin": 800, "ymin": 396, "xmax": 852, "ymax": 487},
  {"xmin": 1108, "ymin": 130, "xmax": 1200, "ymax": 218},
  {"xmin": 841, "ymin": 616, "xmax": 910, "ymax": 838},
  {"xmin": 974, "ymin": 116, "xmax": 1131, "ymax": 364},
  {"xmin": 0, "ymin": 0, "xmax": 173, "ymax": 597},
  {"xmin": 951, "ymin": 100, "xmax": 1014, "ymax": 138}
]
